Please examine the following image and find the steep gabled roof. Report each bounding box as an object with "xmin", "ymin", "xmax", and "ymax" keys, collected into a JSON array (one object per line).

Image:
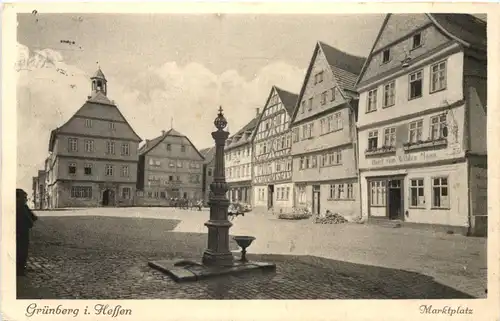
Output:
[
  {"xmin": 199, "ymin": 146, "xmax": 216, "ymax": 163},
  {"xmin": 428, "ymin": 14, "xmax": 486, "ymax": 51},
  {"xmin": 138, "ymin": 128, "xmax": 205, "ymax": 160},
  {"xmin": 225, "ymin": 116, "xmax": 259, "ymax": 151},
  {"xmin": 48, "ymin": 96, "xmax": 143, "ymax": 152},
  {"xmin": 275, "ymin": 86, "xmax": 299, "ymax": 116},
  {"xmin": 290, "ymin": 41, "xmax": 365, "ymax": 124},
  {"xmin": 356, "ymin": 13, "xmax": 486, "ymax": 88}
]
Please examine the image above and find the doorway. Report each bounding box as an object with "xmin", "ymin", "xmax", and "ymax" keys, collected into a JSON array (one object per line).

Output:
[
  {"xmin": 102, "ymin": 189, "xmax": 115, "ymax": 206},
  {"xmin": 312, "ymin": 185, "xmax": 321, "ymax": 216},
  {"xmin": 267, "ymin": 185, "xmax": 274, "ymax": 209},
  {"xmin": 388, "ymin": 179, "xmax": 403, "ymax": 220}
]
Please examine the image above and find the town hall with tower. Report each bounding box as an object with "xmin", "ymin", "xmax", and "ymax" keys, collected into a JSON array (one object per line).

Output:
[{"xmin": 43, "ymin": 68, "xmax": 142, "ymax": 208}]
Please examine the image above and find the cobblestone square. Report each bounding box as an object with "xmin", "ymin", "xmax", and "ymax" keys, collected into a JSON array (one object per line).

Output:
[{"xmin": 17, "ymin": 208, "xmax": 486, "ymax": 299}]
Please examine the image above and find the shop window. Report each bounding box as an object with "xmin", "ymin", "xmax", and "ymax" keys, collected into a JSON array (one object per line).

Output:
[{"xmin": 369, "ymin": 181, "xmax": 386, "ymax": 206}]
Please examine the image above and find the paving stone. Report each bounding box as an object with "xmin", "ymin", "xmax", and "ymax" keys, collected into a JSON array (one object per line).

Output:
[{"xmin": 17, "ymin": 212, "xmax": 486, "ymax": 299}]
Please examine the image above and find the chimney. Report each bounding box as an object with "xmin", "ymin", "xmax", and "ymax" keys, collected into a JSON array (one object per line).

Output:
[
  {"xmin": 161, "ymin": 130, "xmax": 166, "ymax": 135},
  {"xmin": 146, "ymin": 139, "xmax": 150, "ymax": 144},
  {"xmin": 256, "ymin": 108, "xmax": 260, "ymax": 117}
]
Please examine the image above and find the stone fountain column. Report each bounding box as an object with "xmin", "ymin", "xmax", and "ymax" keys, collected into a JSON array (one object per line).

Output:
[{"xmin": 202, "ymin": 107, "xmax": 234, "ymax": 266}]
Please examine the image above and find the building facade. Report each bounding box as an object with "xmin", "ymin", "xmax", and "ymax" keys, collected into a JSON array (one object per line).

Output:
[
  {"xmin": 136, "ymin": 128, "xmax": 204, "ymax": 206},
  {"xmin": 290, "ymin": 42, "xmax": 365, "ymax": 217},
  {"xmin": 45, "ymin": 68, "xmax": 142, "ymax": 208},
  {"xmin": 355, "ymin": 14, "xmax": 487, "ymax": 235},
  {"xmin": 252, "ymin": 86, "xmax": 298, "ymax": 213},
  {"xmin": 225, "ymin": 112, "xmax": 259, "ymax": 204},
  {"xmin": 200, "ymin": 146, "xmax": 215, "ymax": 204},
  {"xmin": 32, "ymin": 170, "xmax": 46, "ymax": 209}
]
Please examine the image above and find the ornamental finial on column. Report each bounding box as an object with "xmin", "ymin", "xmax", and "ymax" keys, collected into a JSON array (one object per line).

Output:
[{"xmin": 214, "ymin": 106, "xmax": 228, "ymax": 131}]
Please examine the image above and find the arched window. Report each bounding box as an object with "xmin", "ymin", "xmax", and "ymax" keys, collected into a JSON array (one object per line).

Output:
[{"xmin": 97, "ymin": 80, "xmax": 102, "ymax": 91}]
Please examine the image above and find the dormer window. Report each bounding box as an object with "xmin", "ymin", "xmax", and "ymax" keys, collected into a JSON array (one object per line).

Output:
[
  {"xmin": 412, "ymin": 33, "xmax": 422, "ymax": 49},
  {"xmin": 382, "ymin": 49, "xmax": 390, "ymax": 64}
]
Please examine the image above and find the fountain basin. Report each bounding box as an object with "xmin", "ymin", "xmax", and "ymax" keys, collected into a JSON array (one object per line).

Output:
[{"xmin": 233, "ymin": 236, "xmax": 256, "ymax": 248}]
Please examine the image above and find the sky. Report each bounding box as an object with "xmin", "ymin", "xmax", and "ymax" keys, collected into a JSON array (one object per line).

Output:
[{"xmin": 15, "ymin": 13, "xmax": 486, "ymax": 195}]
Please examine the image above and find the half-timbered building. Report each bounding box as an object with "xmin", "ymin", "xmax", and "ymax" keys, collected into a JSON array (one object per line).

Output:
[
  {"xmin": 356, "ymin": 14, "xmax": 487, "ymax": 236},
  {"xmin": 252, "ymin": 86, "xmax": 298, "ymax": 212},
  {"xmin": 289, "ymin": 42, "xmax": 365, "ymax": 217},
  {"xmin": 225, "ymin": 111, "xmax": 259, "ymax": 204}
]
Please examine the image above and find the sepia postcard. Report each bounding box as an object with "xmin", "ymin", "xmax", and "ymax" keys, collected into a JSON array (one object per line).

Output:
[{"xmin": 1, "ymin": 2, "xmax": 499, "ymax": 321}]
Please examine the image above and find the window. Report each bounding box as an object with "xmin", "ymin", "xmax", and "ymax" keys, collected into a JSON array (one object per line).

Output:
[
  {"xmin": 308, "ymin": 98, "xmax": 313, "ymax": 111},
  {"xmin": 85, "ymin": 119, "xmax": 93, "ymax": 128},
  {"xmin": 409, "ymin": 70, "xmax": 423, "ymax": 99},
  {"xmin": 300, "ymin": 101, "xmax": 305, "ymax": 114},
  {"xmin": 70, "ymin": 186, "xmax": 92, "ymax": 199},
  {"xmin": 334, "ymin": 112, "xmax": 342, "ymax": 131},
  {"xmin": 315, "ymin": 71, "xmax": 324, "ymax": 84},
  {"xmin": 321, "ymin": 91, "xmax": 327, "ymax": 105},
  {"xmin": 383, "ymin": 127, "xmax": 396, "ymax": 147},
  {"xmin": 329, "ymin": 184, "xmax": 336, "ymax": 199},
  {"xmin": 347, "ymin": 183, "xmax": 354, "ymax": 199},
  {"xmin": 169, "ymin": 175, "xmax": 173, "ymax": 181},
  {"xmin": 154, "ymin": 191, "xmax": 159, "ymax": 199},
  {"xmin": 121, "ymin": 143, "xmax": 130, "ymax": 156},
  {"xmin": 208, "ymin": 168, "xmax": 212, "ymax": 176},
  {"xmin": 368, "ymin": 130, "xmax": 378, "ymax": 150},
  {"xmin": 299, "ymin": 157, "xmax": 305, "ymax": 170},
  {"xmin": 181, "ymin": 145, "xmax": 186, "ymax": 152},
  {"xmin": 121, "ymin": 166, "xmax": 129, "ymax": 177},
  {"xmin": 337, "ymin": 184, "xmax": 344, "ymax": 199},
  {"xmin": 367, "ymin": 89, "xmax": 377, "ymax": 112},
  {"xmin": 122, "ymin": 187, "xmax": 131, "ymax": 199},
  {"xmin": 105, "ymin": 164, "xmax": 114, "ymax": 176},
  {"xmin": 166, "ymin": 144, "xmax": 171, "ymax": 151},
  {"xmin": 431, "ymin": 61, "xmax": 447, "ymax": 92},
  {"xmin": 160, "ymin": 192, "xmax": 166, "ymax": 199},
  {"xmin": 305, "ymin": 156, "xmax": 310, "ymax": 169},
  {"xmin": 298, "ymin": 186, "xmax": 306, "ymax": 203},
  {"xmin": 84, "ymin": 163, "xmax": 92, "ymax": 175},
  {"xmin": 430, "ymin": 114, "xmax": 447, "ymax": 140},
  {"xmin": 311, "ymin": 155, "xmax": 317, "ymax": 168},
  {"xmin": 106, "ymin": 141, "xmax": 115, "ymax": 154},
  {"xmin": 84, "ymin": 139, "xmax": 94, "ymax": 153},
  {"xmin": 412, "ymin": 33, "xmax": 422, "ymax": 49},
  {"xmin": 432, "ymin": 177, "xmax": 449, "ymax": 208},
  {"xmin": 109, "ymin": 122, "xmax": 115, "ymax": 130},
  {"xmin": 330, "ymin": 88, "xmax": 336, "ymax": 101},
  {"xmin": 335, "ymin": 150, "xmax": 342, "ymax": 164},
  {"xmin": 383, "ymin": 81, "xmax": 395, "ymax": 107},
  {"xmin": 382, "ymin": 49, "xmax": 390, "ymax": 63},
  {"xmin": 320, "ymin": 118, "xmax": 326, "ymax": 135},
  {"xmin": 369, "ymin": 181, "xmax": 386, "ymax": 206},
  {"xmin": 68, "ymin": 163, "xmax": 77, "ymax": 175},
  {"xmin": 177, "ymin": 160, "xmax": 183, "ymax": 168},
  {"xmin": 68, "ymin": 138, "xmax": 78, "ymax": 152},
  {"xmin": 409, "ymin": 120, "xmax": 423, "ymax": 143},
  {"xmin": 177, "ymin": 175, "xmax": 181, "ymax": 182},
  {"xmin": 410, "ymin": 179, "xmax": 425, "ymax": 207},
  {"xmin": 147, "ymin": 192, "xmax": 153, "ymax": 198}
]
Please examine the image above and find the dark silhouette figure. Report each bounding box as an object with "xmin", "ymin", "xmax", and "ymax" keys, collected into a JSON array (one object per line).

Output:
[{"xmin": 16, "ymin": 189, "xmax": 37, "ymax": 276}]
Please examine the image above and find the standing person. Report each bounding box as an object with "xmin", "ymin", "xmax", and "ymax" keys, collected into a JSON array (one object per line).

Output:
[{"xmin": 16, "ymin": 189, "xmax": 37, "ymax": 276}]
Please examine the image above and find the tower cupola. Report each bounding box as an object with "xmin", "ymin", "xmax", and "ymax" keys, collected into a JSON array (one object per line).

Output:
[{"xmin": 91, "ymin": 67, "xmax": 107, "ymax": 96}]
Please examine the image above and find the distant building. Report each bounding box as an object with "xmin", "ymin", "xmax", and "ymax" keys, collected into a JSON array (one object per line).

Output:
[
  {"xmin": 200, "ymin": 146, "xmax": 215, "ymax": 203},
  {"xmin": 355, "ymin": 14, "xmax": 487, "ymax": 236},
  {"xmin": 45, "ymin": 68, "xmax": 142, "ymax": 208},
  {"xmin": 225, "ymin": 111, "xmax": 260, "ymax": 204},
  {"xmin": 136, "ymin": 128, "xmax": 204, "ymax": 206},
  {"xmin": 289, "ymin": 42, "xmax": 365, "ymax": 217},
  {"xmin": 252, "ymin": 86, "xmax": 298, "ymax": 213},
  {"xmin": 31, "ymin": 170, "xmax": 46, "ymax": 209}
]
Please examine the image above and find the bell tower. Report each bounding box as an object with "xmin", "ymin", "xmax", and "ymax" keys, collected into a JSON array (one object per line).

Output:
[{"xmin": 91, "ymin": 67, "xmax": 107, "ymax": 96}]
